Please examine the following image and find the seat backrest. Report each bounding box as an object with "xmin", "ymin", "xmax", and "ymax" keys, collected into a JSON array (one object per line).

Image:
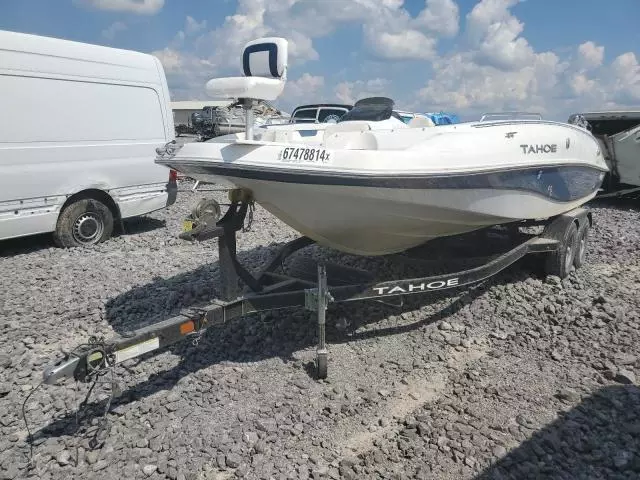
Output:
[{"xmin": 242, "ymin": 37, "xmax": 288, "ymax": 80}]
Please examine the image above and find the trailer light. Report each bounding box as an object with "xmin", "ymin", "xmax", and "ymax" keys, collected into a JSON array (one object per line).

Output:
[
  {"xmin": 169, "ymin": 169, "xmax": 178, "ymax": 182},
  {"xmin": 180, "ymin": 320, "xmax": 195, "ymax": 335}
]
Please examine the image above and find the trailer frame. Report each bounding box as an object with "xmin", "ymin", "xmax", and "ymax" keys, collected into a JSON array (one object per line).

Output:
[{"xmin": 42, "ymin": 196, "xmax": 593, "ymax": 384}]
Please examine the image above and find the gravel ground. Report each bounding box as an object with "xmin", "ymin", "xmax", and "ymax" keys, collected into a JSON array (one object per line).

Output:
[{"xmin": 1, "ymin": 177, "xmax": 639, "ymax": 480}]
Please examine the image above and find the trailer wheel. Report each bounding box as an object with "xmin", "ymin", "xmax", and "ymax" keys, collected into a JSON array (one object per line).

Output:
[
  {"xmin": 573, "ymin": 222, "xmax": 590, "ymax": 269},
  {"xmin": 544, "ymin": 221, "xmax": 578, "ymax": 279},
  {"xmin": 53, "ymin": 198, "xmax": 114, "ymax": 248}
]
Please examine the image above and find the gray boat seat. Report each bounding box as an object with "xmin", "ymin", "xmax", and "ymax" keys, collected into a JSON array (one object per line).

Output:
[{"xmin": 206, "ymin": 37, "xmax": 288, "ymax": 101}]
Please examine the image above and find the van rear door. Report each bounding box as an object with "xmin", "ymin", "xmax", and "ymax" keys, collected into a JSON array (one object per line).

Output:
[{"xmin": 611, "ymin": 124, "xmax": 640, "ymax": 186}]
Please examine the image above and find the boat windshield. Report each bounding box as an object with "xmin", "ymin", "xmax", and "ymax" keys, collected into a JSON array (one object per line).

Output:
[{"xmin": 339, "ymin": 97, "xmax": 396, "ymax": 122}]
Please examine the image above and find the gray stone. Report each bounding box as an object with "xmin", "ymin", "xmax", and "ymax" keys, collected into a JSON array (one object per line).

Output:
[
  {"xmin": 493, "ymin": 445, "xmax": 507, "ymax": 458},
  {"xmin": 143, "ymin": 464, "xmax": 158, "ymax": 476},
  {"xmin": 243, "ymin": 431, "xmax": 258, "ymax": 445},
  {"xmin": 85, "ymin": 451, "xmax": 99, "ymax": 465},
  {"xmin": 56, "ymin": 450, "xmax": 71, "ymax": 466},
  {"xmin": 556, "ymin": 388, "xmax": 581, "ymax": 403},
  {"xmin": 615, "ymin": 369, "xmax": 636, "ymax": 384},
  {"xmin": 438, "ymin": 321, "xmax": 453, "ymax": 331},
  {"xmin": 226, "ymin": 453, "xmax": 242, "ymax": 468},
  {"xmin": 92, "ymin": 460, "xmax": 109, "ymax": 471}
]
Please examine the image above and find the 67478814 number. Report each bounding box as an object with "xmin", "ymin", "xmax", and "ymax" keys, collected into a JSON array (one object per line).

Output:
[{"xmin": 279, "ymin": 147, "xmax": 331, "ymax": 164}]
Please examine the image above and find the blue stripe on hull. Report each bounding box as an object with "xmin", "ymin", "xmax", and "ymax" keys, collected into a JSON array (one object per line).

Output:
[{"xmin": 168, "ymin": 162, "xmax": 606, "ymax": 203}]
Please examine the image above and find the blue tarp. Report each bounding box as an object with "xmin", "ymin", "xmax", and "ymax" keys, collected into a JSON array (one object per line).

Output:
[
  {"xmin": 422, "ymin": 112, "xmax": 460, "ymax": 125},
  {"xmin": 396, "ymin": 111, "xmax": 461, "ymax": 125}
]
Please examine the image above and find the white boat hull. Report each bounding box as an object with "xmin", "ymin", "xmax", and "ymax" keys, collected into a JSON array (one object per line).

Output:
[
  {"xmin": 159, "ymin": 118, "xmax": 608, "ymax": 256},
  {"xmin": 181, "ymin": 167, "xmax": 602, "ymax": 255}
]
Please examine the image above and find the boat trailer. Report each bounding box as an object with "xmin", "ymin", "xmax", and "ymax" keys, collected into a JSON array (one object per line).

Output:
[{"xmin": 42, "ymin": 191, "xmax": 593, "ymax": 385}]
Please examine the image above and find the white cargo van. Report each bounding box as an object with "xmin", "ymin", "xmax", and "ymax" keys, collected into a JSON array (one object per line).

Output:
[{"xmin": 0, "ymin": 30, "xmax": 177, "ymax": 247}]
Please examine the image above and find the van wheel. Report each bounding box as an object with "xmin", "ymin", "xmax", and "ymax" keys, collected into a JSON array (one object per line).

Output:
[{"xmin": 53, "ymin": 198, "xmax": 114, "ymax": 248}]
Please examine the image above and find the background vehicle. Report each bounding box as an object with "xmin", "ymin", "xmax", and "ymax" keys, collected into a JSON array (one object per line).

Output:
[
  {"xmin": 287, "ymin": 103, "xmax": 353, "ymax": 124},
  {"xmin": 0, "ymin": 30, "xmax": 177, "ymax": 247},
  {"xmin": 286, "ymin": 103, "xmax": 460, "ymax": 126},
  {"xmin": 568, "ymin": 111, "xmax": 640, "ymax": 195}
]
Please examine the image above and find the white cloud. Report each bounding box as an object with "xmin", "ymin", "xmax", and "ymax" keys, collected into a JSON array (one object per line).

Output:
[
  {"xmin": 185, "ymin": 16, "xmax": 207, "ymax": 35},
  {"xmin": 570, "ymin": 73, "xmax": 598, "ymax": 96},
  {"xmin": 152, "ymin": 47, "xmax": 183, "ymax": 73},
  {"xmin": 335, "ymin": 78, "xmax": 390, "ymax": 105},
  {"xmin": 190, "ymin": 0, "xmax": 458, "ymax": 69},
  {"xmin": 151, "ymin": 48, "xmax": 215, "ymax": 100},
  {"xmin": 149, "ymin": 0, "xmax": 640, "ymax": 118},
  {"xmin": 577, "ymin": 41, "xmax": 604, "ymax": 69},
  {"xmin": 74, "ymin": 0, "xmax": 164, "ymax": 15},
  {"xmin": 364, "ymin": 28, "xmax": 437, "ymax": 61},
  {"xmin": 284, "ymin": 73, "xmax": 325, "ymax": 99},
  {"xmin": 413, "ymin": 0, "xmax": 639, "ymax": 119},
  {"xmin": 101, "ymin": 21, "xmax": 127, "ymax": 40},
  {"xmin": 417, "ymin": 47, "xmax": 563, "ymax": 115},
  {"xmin": 414, "ymin": 0, "xmax": 460, "ymax": 37},
  {"xmin": 465, "ymin": 0, "xmax": 534, "ymax": 70},
  {"xmin": 608, "ymin": 52, "xmax": 640, "ymax": 104}
]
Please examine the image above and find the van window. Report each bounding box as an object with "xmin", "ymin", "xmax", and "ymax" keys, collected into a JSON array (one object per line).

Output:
[{"xmin": 0, "ymin": 75, "xmax": 165, "ymax": 143}]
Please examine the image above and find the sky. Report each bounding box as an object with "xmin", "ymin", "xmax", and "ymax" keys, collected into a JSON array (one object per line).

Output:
[{"xmin": 2, "ymin": 0, "xmax": 640, "ymax": 121}]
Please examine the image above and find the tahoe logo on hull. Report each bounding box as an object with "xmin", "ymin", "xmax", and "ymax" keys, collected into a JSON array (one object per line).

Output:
[{"xmin": 520, "ymin": 144, "xmax": 557, "ymax": 154}]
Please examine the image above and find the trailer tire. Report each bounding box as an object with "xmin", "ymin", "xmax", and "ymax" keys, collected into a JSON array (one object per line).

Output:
[
  {"xmin": 573, "ymin": 222, "xmax": 590, "ymax": 269},
  {"xmin": 53, "ymin": 198, "xmax": 114, "ymax": 248},
  {"xmin": 544, "ymin": 222, "xmax": 578, "ymax": 279}
]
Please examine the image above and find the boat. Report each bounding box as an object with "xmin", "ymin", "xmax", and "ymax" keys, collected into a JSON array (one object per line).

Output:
[{"xmin": 156, "ymin": 37, "xmax": 609, "ymax": 256}]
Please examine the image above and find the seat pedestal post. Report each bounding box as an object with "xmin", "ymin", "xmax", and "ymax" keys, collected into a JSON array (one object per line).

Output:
[{"xmin": 241, "ymin": 98, "xmax": 255, "ymax": 140}]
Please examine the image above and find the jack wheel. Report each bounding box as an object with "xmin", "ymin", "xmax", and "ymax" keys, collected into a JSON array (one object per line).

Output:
[
  {"xmin": 544, "ymin": 222, "xmax": 578, "ymax": 279},
  {"xmin": 192, "ymin": 198, "xmax": 221, "ymax": 222},
  {"xmin": 316, "ymin": 351, "xmax": 327, "ymax": 379}
]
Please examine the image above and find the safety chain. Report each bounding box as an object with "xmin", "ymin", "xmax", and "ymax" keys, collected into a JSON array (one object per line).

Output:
[
  {"xmin": 189, "ymin": 312, "xmax": 208, "ymax": 347},
  {"xmin": 192, "ymin": 326, "xmax": 206, "ymax": 347}
]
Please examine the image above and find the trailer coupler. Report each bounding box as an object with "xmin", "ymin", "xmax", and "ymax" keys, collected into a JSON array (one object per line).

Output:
[{"xmin": 42, "ymin": 310, "xmax": 217, "ymax": 385}]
